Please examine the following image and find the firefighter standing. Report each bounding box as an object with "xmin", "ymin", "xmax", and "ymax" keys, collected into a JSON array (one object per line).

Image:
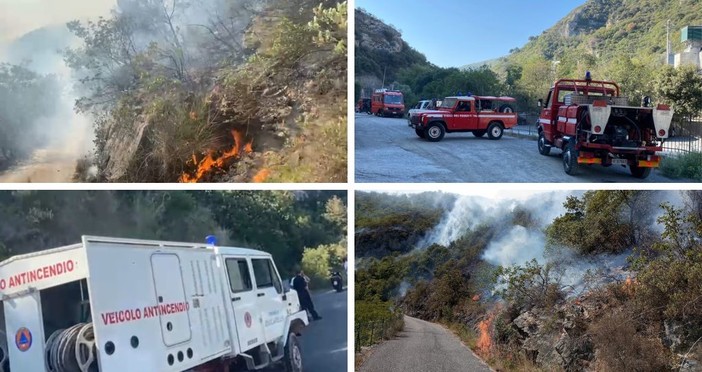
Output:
[{"xmin": 292, "ymin": 270, "xmax": 322, "ymax": 321}]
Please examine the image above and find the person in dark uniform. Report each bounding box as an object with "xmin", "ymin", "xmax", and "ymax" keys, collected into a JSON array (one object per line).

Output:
[{"xmin": 292, "ymin": 270, "xmax": 322, "ymax": 320}]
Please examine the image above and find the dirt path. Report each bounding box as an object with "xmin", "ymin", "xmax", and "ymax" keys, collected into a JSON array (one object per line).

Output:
[{"xmin": 0, "ymin": 147, "xmax": 80, "ymax": 183}]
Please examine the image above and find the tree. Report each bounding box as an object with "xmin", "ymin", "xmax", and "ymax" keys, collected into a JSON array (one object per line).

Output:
[
  {"xmin": 601, "ymin": 56, "xmax": 655, "ymax": 105},
  {"xmin": 545, "ymin": 191, "xmax": 639, "ymax": 254},
  {"xmin": 0, "ymin": 64, "xmax": 61, "ymax": 167},
  {"xmin": 654, "ymin": 65, "xmax": 702, "ymax": 124},
  {"xmin": 495, "ymin": 259, "xmax": 565, "ymax": 311},
  {"xmin": 633, "ymin": 203, "xmax": 702, "ymax": 331},
  {"xmin": 323, "ymin": 196, "xmax": 347, "ymax": 234}
]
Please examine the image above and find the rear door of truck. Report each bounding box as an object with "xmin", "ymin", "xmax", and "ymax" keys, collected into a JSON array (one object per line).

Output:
[{"xmin": 223, "ymin": 256, "xmax": 265, "ymax": 352}]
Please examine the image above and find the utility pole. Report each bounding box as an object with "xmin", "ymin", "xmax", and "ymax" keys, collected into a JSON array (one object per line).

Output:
[
  {"xmin": 667, "ymin": 19, "xmax": 671, "ymax": 65},
  {"xmin": 381, "ymin": 66, "xmax": 387, "ymax": 89}
]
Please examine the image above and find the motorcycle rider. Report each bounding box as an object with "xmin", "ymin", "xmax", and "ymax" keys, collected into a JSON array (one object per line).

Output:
[{"xmin": 330, "ymin": 270, "xmax": 343, "ymax": 291}]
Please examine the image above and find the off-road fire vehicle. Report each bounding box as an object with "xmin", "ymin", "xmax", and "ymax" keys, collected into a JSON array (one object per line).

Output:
[
  {"xmin": 536, "ymin": 74, "xmax": 673, "ymax": 179},
  {"xmin": 410, "ymin": 96, "xmax": 518, "ymax": 142}
]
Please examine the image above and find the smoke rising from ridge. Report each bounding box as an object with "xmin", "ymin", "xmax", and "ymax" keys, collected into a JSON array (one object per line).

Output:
[{"xmin": 407, "ymin": 190, "xmax": 685, "ymax": 295}]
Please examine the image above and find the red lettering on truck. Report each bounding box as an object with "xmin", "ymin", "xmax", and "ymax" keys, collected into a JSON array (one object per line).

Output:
[
  {"xmin": 100, "ymin": 302, "xmax": 189, "ymax": 326},
  {"xmin": 2, "ymin": 260, "xmax": 76, "ymax": 290}
]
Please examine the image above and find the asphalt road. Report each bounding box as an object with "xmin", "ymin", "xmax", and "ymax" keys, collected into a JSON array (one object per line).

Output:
[
  {"xmin": 355, "ymin": 113, "xmax": 682, "ymax": 183},
  {"xmin": 298, "ymin": 289, "xmax": 347, "ymax": 372},
  {"xmin": 360, "ymin": 316, "xmax": 491, "ymax": 372}
]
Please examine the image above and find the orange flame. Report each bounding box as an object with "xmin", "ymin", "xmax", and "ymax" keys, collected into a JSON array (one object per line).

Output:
[
  {"xmin": 179, "ymin": 129, "xmax": 253, "ymax": 183},
  {"xmin": 252, "ymin": 168, "xmax": 270, "ymax": 183},
  {"xmin": 477, "ymin": 314, "xmax": 493, "ymax": 355},
  {"xmin": 623, "ymin": 276, "xmax": 637, "ymax": 295}
]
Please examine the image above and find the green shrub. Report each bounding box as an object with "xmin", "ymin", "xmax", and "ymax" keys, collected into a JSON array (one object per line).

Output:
[
  {"xmin": 355, "ymin": 300, "xmax": 404, "ymax": 347},
  {"xmin": 660, "ymin": 152, "xmax": 702, "ymax": 181},
  {"xmin": 301, "ymin": 242, "xmax": 347, "ymax": 288}
]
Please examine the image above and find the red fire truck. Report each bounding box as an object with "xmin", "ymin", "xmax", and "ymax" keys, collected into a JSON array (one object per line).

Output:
[
  {"xmin": 536, "ymin": 74, "xmax": 673, "ymax": 179},
  {"xmin": 410, "ymin": 96, "xmax": 518, "ymax": 142},
  {"xmin": 371, "ymin": 89, "xmax": 405, "ymax": 117}
]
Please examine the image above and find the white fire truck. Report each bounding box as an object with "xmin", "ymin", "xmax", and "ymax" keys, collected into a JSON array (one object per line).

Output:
[{"xmin": 0, "ymin": 236, "xmax": 308, "ymax": 372}]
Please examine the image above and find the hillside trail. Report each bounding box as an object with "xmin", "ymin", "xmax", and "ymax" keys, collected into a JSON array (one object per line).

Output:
[
  {"xmin": 360, "ymin": 316, "xmax": 493, "ymax": 372},
  {"xmin": 0, "ymin": 117, "xmax": 93, "ymax": 183}
]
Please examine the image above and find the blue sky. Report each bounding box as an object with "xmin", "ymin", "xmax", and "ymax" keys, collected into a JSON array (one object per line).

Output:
[{"xmin": 356, "ymin": 0, "xmax": 587, "ymax": 67}]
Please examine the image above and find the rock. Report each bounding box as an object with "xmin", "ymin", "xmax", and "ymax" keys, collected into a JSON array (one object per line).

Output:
[
  {"xmin": 513, "ymin": 309, "xmax": 593, "ymax": 371},
  {"xmin": 355, "ymin": 9, "xmax": 404, "ymax": 53},
  {"xmin": 513, "ymin": 311, "xmax": 540, "ymax": 335},
  {"xmin": 679, "ymin": 356, "xmax": 701, "ymax": 372},
  {"xmin": 555, "ymin": 332, "xmax": 594, "ymax": 371},
  {"xmin": 100, "ymin": 113, "xmax": 151, "ymax": 182},
  {"xmin": 664, "ymin": 320, "xmax": 685, "ymax": 351}
]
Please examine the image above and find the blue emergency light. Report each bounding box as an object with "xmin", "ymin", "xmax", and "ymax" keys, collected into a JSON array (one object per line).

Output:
[
  {"xmin": 585, "ymin": 71, "xmax": 592, "ymax": 81},
  {"xmin": 205, "ymin": 235, "xmax": 217, "ymax": 245}
]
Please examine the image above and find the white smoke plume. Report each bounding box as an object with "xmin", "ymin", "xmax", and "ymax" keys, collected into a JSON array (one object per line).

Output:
[
  {"xmin": 407, "ymin": 190, "xmax": 687, "ymax": 296},
  {"xmin": 483, "ymin": 226, "xmax": 546, "ymax": 267}
]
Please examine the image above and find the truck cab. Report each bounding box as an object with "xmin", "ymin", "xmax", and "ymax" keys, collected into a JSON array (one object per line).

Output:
[
  {"xmin": 0, "ymin": 236, "xmax": 308, "ymax": 372},
  {"xmin": 410, "ymin": 96, "xmax": 518, "ymax": 142},
  {"xmin": 536, "ymin": 75, "xmax": 673, "ymax": 179},
  {"xmin": 371, "ymin": 89, "xmax": 405, "ymax": 117}
]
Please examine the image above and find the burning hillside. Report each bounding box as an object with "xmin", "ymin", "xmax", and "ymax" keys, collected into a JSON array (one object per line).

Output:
[{"xmin": 356, "ymin": 190, "xmax": 702, "ymax": 371}]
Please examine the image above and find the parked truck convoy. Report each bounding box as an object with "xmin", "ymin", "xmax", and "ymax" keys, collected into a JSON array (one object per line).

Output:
[
  {"xmin": 371, "ymin": 89, "xmax": 405, "ymax": 117},
  {"xmin": 409, "ymin": 95, "xmax": 518, "ymax": 142},
  {"xmin": 0, "ymin": 236, "xmax": 308, "ymax": 372},
  {"xmin": 537, "ymin": 75, "xmax": 673, "ymax": 179}
]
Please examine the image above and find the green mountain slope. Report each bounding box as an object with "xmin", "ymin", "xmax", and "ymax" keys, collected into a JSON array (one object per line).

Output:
[{"xmin": 355, "ymin": 0, "xmax": 702, "ymax": 108}]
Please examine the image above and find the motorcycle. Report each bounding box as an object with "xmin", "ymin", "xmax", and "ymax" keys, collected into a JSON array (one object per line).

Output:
[{"xmin": 330, "ymin": 271, "xmax": 343, "ymax": 292}]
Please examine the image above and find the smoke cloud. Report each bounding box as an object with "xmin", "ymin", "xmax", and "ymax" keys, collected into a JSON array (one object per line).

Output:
[
  {"xmin": 404, "ymin": 190, "xmax": 687, "ymax": 296},
  {"xmin": 483, "ymin": 226, "xmax": 546, "ymax": 267},
  {"xmin": 0, "ymin": 0, "xmax": 115, "ymax": 44}
]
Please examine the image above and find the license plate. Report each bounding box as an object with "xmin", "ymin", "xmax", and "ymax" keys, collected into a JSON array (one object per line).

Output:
[{"xmin": 611, "ymin": 159, "xmax": 628, "ymax": 165}]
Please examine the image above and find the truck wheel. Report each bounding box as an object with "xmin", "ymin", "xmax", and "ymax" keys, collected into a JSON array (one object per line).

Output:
[
  {"xmin": 282, "ymin": 333, "xmax": 303, "ymax": 372},
  {"xmin": 630, "ymin": 164, "xmax": 652, "ymax": 179},
  {"xmin": 499, "ymin": 104, "xmax": 515, "ymax": 113},
  {"xmin": 472, "ymin": 130, "xmax": 486, "ymax": 138},
  {"xmin": 426, "ymin": 123, "xmax": 445, "ymax": 142},
  {"xmin": 487, "ymin": 122, "xmax": 503, "ymax": 140},
  {"xmin": 415, "ymin": 128, "xmax": 426, "ymax": 138},
  {"xmin": 538, "ymin": 132, "xmax": 551, "ymax": 156},
  {"xmin": 563, "ymin": 142, "xmax": 579, "ymax": 175}
]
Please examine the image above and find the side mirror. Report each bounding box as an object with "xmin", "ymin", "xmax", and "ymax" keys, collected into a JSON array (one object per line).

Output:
[{"xmin": 537, "ymin": 99, "xmax": 543, "ymax": 108}]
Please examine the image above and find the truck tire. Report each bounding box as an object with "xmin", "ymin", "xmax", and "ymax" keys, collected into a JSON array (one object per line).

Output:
[
  {"xmin": 426, "ymin": 123, "xmax": 445, "ymax": 142},
  {"xmin": 538, "ymin": 132, "xmax": 551, "ymax": 156},
  {"xmin": 282, "ymin": 333, "xmax": 303, "ymax": 372},
  {"xmin": 630, "ymin": 164, "xmax": 652, "ymax": 179},
  {"xmin": 415, "ymin": 128, "xmax": 426, "ymax": 138},
  {"xmin": 472, "ymin": 130, "xmax": 486, "ymax": 138},
  {"xmin": 563, "ymin": 142, "xmax": 579, "ymax": 175},
  {"xmin": 499, "ymin": 104, "xmax": 514, "ymax": 113},
  {"xmin": 487, "ymin": 122, "xmax": 503, "ymax": 140}
]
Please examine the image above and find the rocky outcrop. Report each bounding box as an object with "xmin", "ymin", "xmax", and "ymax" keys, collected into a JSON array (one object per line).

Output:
[
  {"xmin": 513, "ymin": 308, "xmax": 594, "ymax": 371},
  {"xmin": 355, "ymin": 9, "xmax": 403, "ymax": 53},
  {"xmin": 558, "ymin": 0, "xmax": 622, "ymax": 38}
]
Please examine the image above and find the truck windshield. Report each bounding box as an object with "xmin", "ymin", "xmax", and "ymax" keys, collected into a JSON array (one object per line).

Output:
[
  {"xmin": 439, "ymin": 98, "xmax": 457, "ymax": 109},
  {"xmin": 384, "ymin": 95, "xmax": 403, "ymax": 105}
]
